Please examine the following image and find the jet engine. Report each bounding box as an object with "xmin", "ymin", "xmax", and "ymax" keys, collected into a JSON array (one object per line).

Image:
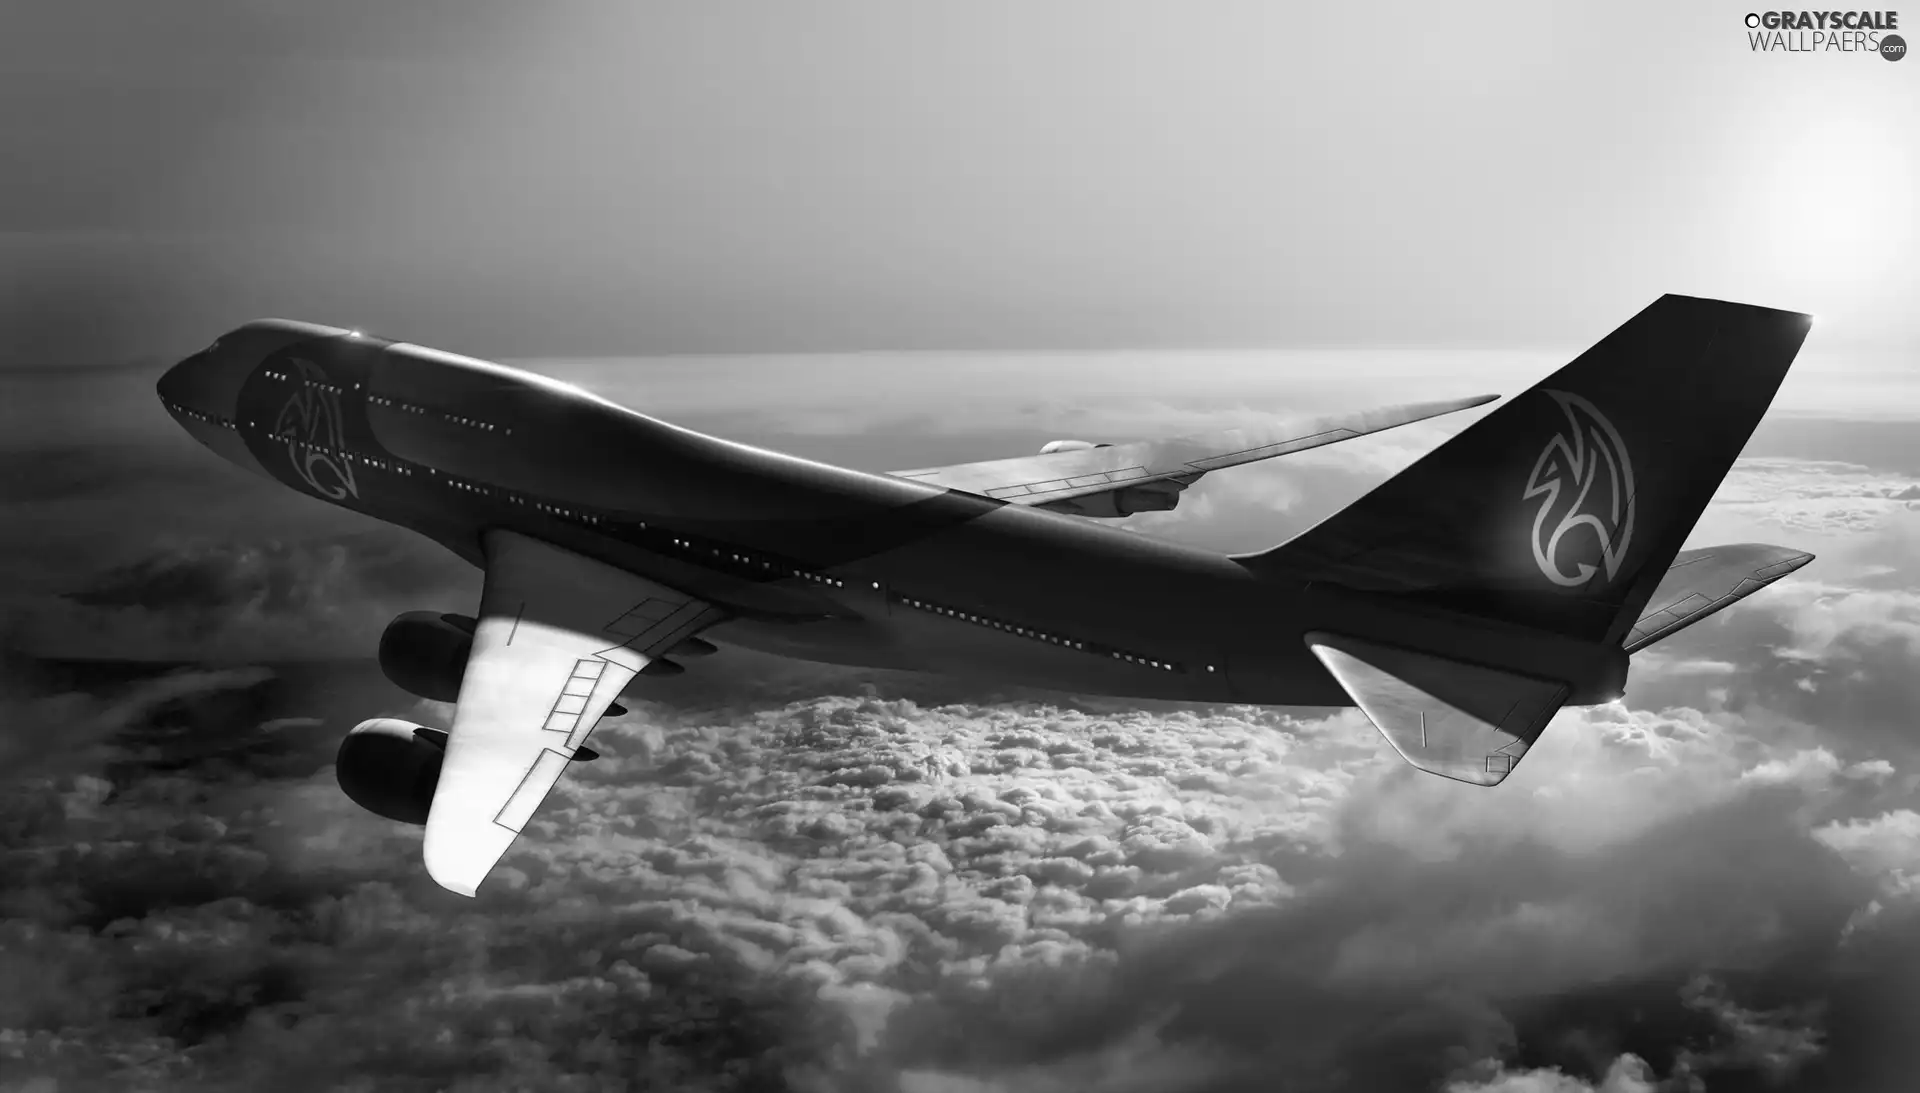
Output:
[
  {"xmin": 336, "ymin": 718, "xmax": 446, "ymax": 825},
  {"xmin": 336, "ymin": 716, "xmax": 601, "ymax": 824},
  {"xmin": 378, "ymin": 611, "xmax": 477, "ymax": 702},
  {"xmin": 1037, "ymin": 480, "xmax": 1187, "ymax": 518},
  {"xmin": 378, "ymin": 609, "xmax": 632, "ymax": 712}
]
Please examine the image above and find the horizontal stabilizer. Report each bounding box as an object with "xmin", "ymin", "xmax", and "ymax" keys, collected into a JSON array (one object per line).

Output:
[
  {"xmin": 1625, "ymin": 543, "xmax": 1813, "ymax": 653},
  {"xmin": 1307, "ymin": 631, "xmax": 1569, "ymax": 786}
]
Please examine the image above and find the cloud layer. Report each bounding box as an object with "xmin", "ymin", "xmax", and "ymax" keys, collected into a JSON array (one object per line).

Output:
[
  {"xmin": 5, "ymin": 563, "xmax": 1919, "ymax": 1093},
  {"xmin": 5, "ymin": 405, "xmax": 1920, "ymax": 1089}
]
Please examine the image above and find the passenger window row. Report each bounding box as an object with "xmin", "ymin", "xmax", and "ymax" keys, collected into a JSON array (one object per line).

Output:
[
  {"xmin": 172, "ymin": 399, "xmax": 868, "ymax": 598},
  {"xmin": 893, "ymin": 594, "xmax": 1182, "ymax": 672}
]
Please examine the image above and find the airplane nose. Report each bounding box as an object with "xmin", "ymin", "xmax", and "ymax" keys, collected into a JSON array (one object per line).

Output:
[
  {"xmin": 158, "ymin": 319, "xmax": 361, "ymax": 426},
  {"xmin": 157, "ymin": 333, "xmax": 263, "ymax": 427},
  {"xmin": 157, "ymin": 340, "xmax": 253, "ymax": 417},
  {"xmin": 156, "ymin": 340, "xmax": 265, "ymax": 473},
  {"xmin": 155, "ymin": 351, "xmax": 207, "ymax": 411}
]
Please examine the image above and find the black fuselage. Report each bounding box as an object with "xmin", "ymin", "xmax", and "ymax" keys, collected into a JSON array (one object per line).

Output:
[{"xmin": 157, "ymin": 320, "xmax": 1626, "ymax": 706}]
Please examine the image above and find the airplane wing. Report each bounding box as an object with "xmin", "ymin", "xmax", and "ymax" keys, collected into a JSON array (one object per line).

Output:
[
  {"xmin": 1624, "ymin": 543, "xmax": 1814, "ymax": 653},
  {"xmin": 886, "ymin": 395, "xmax": 1497, "ymax": 517},
  {"xmin": 423, "ymin": 529, "xmax": 724, "ymax": 896}
]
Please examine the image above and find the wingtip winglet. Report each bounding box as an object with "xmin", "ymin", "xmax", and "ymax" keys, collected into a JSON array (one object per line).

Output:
[
  {"xmin": 423, "ymin": 816, "xmax": 511, "ymax": 898},
  {"xmin": 1415, "ymin": 393, "xmax": 1502, "ymax": 419},
  {"xmin": 423, "ymin": 854, "xmax": 483, "ymax": 898},
  {"xmin": 423, "ymin": 839, "xmax": 483, "ymax": 897}
]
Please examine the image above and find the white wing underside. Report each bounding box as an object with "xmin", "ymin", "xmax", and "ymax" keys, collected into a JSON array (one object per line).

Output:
[
  {"xmin": 886, "ymin": 396, "xmax": 1496, "ymax": 508},
  {"xmin": 1306, "ymin": 631, "xmax": 1569, "ymax": 787},
  {"xmin": 423, "ymin": 529, "xmax": 721, "ymax": 896}
]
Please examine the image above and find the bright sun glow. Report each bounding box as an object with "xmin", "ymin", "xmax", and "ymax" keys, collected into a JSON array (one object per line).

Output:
[{"xmin": 1752, "ymin": 112, "xmax": 1915, "ymax": 286}]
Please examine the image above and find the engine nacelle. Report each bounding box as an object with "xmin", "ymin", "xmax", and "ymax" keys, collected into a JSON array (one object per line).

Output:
[
  {"xmin": 1040, "ymin": 439, "xmax": 1108, "ymax": 454},
  {"xmin": 336, "ymin": 718, "xmax": 445, "ymax": 825},
  {"xmin": 1037, "ymin": 481, "xmax": 1186, "ymax": 518},
  {"xmin": 378, "ymin": 611, "xmax": 477, "ymax": 702},
  {"xmin": 377, "ymin": 609, "xmax": 632, "ymax": 713}
]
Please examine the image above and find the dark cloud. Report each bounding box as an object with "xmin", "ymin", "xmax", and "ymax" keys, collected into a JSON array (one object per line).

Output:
[
  {"xmin": 1805, "ymin": 902, "xmax": 1920, "ymax": 1092},
  {"xmin": 65, "ymin": 534, "xmax": 455, "ymax": 614},
  {"xmin": 877, "ymin": 785, "xmax": 1868, "ymax": 1092},
  {"xmin": 0, "ymin": 444, "xmax": 193, "ymax": 506},
  {"xmin": 2, "ymin": 605, "xmax": 1917, "ymax": 1091},
  {"xmin": 0, "ymin": 665, "xmax": 881, "ymax": 1092},
  {"xmin": 7, "ymin": 532, "xmax": 473, "ymax": 661}
]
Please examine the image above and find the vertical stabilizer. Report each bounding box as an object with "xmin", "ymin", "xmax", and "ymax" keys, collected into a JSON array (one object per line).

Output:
[{"xmin": 1238, "ymin": 295, "xmax": 1814, "ymax": 645}]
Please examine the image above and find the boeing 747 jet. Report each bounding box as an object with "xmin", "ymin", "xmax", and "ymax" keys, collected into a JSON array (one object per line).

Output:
[{"xmin": 157, "ymin": 295, "xmax": 1815, "ymax": 896}]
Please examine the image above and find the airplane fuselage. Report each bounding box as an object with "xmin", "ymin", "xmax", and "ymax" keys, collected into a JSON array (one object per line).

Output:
[{"xmin": 157, "ymin": 321, "xmax": 1627, "ymax": 707}]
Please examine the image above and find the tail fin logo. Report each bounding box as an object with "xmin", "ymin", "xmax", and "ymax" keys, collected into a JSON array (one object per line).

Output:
[
  {"xmin": 272, "ymin": 357, "xmax": 360, "ymax": 501},
  {"xmin": 1522, "ymin": 390, "xmax": 1635, "ymax": 587}
]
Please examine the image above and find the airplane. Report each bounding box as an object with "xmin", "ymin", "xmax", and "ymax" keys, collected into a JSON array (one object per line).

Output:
[{"xmin": 156, "ymin": 294, "xmax": 1815, "ymax": 897}]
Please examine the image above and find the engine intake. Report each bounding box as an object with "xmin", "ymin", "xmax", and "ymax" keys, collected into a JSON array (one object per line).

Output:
[
  {"xmin": 1039, "ymin": 439, "xmax": 1111, "ymax": 454},
  {"xmin": 377, "ymin": 610, "xmax": 629, "ymax": 713},
  {"xmin": 336, "ymin": 718, "xmax": 445, "ymax": 825},
  {"xmin": 1037, "ymin": 481, "xmax": 1186, "ymax": 518},
  {"xmin": 335, "ymin": 717, "xmax": 602, "ymax": 826},
  {"xmin": 378, "ymin": 607, "xmax": 633, "ymax": 714},
  {"xmin": 379, "ymin": 611, "xmax": 475, "ymax": 703}
]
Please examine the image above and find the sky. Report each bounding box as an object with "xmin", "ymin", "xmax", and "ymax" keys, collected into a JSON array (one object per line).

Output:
[
  {"xmin": 2, "ymin": 0, "xmax": 1918, "ymax": 366},
  {"xmin": 5, "ymin": 3, "xmax": 1920, "ymax": 1092}
]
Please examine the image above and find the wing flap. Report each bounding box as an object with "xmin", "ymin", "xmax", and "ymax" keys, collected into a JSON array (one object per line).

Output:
[
  {"xmin": 888, "ymin": 396, "xmax": 1496, "ymax": 509},
  {"xmin": 1624, "ymin": 543, "xmax": 1813, "ymax": 653},
  {"xmin": 1307, "ymin": 631, "xmax": 1569, "ymax": 786},
  {"xmin": 423, "ymin": 530, "xmax": 721, "ymax": 896}
]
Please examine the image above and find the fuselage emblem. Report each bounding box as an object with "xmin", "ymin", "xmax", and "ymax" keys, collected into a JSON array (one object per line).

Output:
[
  {"xmin": 1522, "ymin": 390, "xmax": 1635, "ymax": 587},
  {"xmin": 273, "ymin": 357, "xmax": 360, "ymax": 501}
]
